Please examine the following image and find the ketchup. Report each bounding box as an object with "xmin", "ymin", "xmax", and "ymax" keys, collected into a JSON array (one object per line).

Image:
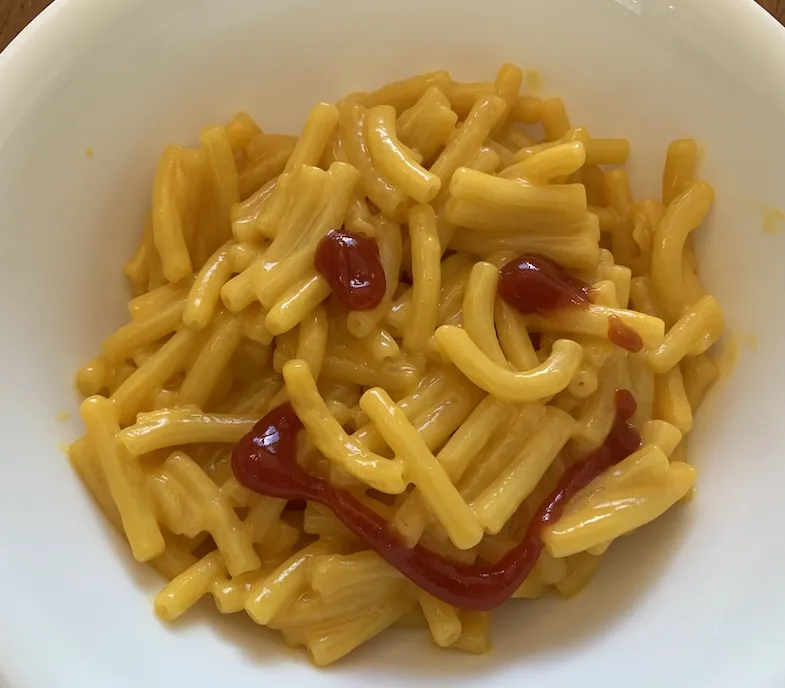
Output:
[
  {"xmin": 498, "ymin": 253, "xmax": 643, "ymax": 353},
  {"xmin": 497, "ymin": 254, "xmax": 590, "ymax": 315},
  {"xmin": 607, "ymin": 315, "xmax": 643, "ymax": 353},
  {"xmin": 232, "ymin": 392, "xmax": 641, "ymax": 611},
  {"xmin": 314, "ymin": 229, "xmax": 386, "ymax": 310}
]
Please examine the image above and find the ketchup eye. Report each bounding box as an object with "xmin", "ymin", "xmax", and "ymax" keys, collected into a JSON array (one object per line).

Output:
[
  {"xmin": 498, "ymin": 254, "xmax": 644, "ymax": 353},
  {"xmin": 314, "ymin": 230, "xmax": 386, "ymax": 311},
  {"xmin": 497, "ymin": 254, "xmax": 589, "ymax": 315}
]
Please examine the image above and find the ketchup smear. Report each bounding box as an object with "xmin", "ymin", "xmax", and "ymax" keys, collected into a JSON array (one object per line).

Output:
[
  {"xmin": 314, "ymin": 229, "xmax": 386, "ymax": 311},
  {"xmin": 232, "ymin": 391, "xmax": 641, "ymax": 611},
  {"xmin": 498, "ymin": 253, "xmax": 643, "ymax": 352}
]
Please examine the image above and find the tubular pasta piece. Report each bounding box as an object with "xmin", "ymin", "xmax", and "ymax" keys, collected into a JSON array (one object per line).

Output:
[{"xmin": 435, "ymin": 326, "xmax": 583, "ymax": 403}]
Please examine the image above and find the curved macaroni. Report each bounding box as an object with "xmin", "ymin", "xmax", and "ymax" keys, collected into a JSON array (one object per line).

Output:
[
  {"xmin": 283, "ymin": 359, "xmax": 406, "ymax": 494},
  {"xmin": 435, "ymin": 326, "xmax": 583, "ymax": 402},
  {"xmin": 367, "ymin": 105, "xmax": 442, "ymax": 204}
]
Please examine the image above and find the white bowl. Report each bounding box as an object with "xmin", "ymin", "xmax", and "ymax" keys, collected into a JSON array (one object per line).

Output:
[{"xmin": 1, "ymin": 0, "xmax": 784, "ymax": 685}]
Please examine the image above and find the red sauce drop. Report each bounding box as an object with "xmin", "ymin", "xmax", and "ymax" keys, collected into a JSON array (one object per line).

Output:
[
  {"xmin": 498, "ymin": 254, "xmax": 590, "ymax": 315},
  {"xmin": 314, "ymin": 229, "xmax": 386, "ymax": 311},
  {"xmin": 232, "ymin": 392, "xmax": 642, "ymax": 611},
  {"xmin": 607, "ymin": 314, "xmax": 644, "ymax": 353},
  {"xmin": 614, "ymin": 388, "xmax": 637, "ymax": 421}
]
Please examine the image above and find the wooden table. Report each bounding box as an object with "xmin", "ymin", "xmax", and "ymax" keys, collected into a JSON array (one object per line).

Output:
[{"xmin": 1, "ymin": 0, "xmax": 784, "ymax": 50}]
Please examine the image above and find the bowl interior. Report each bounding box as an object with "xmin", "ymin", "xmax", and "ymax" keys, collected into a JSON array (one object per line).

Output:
[{"xmin": 1, "ymin": 0, "xmax": 785, "ymax": 686}]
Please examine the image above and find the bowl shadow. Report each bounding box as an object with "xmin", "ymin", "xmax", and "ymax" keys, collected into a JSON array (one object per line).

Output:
[{"xmin": 141, "ymin": 505, "xmax": 692, "ymax": 677}]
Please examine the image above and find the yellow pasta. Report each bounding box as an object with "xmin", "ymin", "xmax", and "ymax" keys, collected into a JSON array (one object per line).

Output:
[
  {"xmin": 128, "ymin": 277, "xmax": 192, "ymax": 320},
  {"xmin": 512, "ymin": 94, "xmax": 544, "ymax": 123},
  {"xmin": 124, "ymin": 215, "xmax": 154, "ymax": 295},
  {"xmin": 654, "ymin": 366, "xmax": 694, "ymax": 434},
  {"xmin": 541, "ymin": 98, "xmax": 571, "ymax": 141},
  {"xmin": 344, "ymin": 190, "xmax": 377, "ymax": 236},
  {"xmin": 430, "ymin": 94, "xmax": 508, "ymax": 186},
  {"xmin": 119, "ymin": 407, "xmax": 258, "ymax": 456},
  {"xmin": 447, "ymin": 167, "xmax": 588, "ymax": 234},
  {"xmin": 68, "ymin": 66, "xmax": 726, "ymax": 667},
  {"xmin": 681, "ymin": 353, "xmax": 720, "ymax": 411},
  {"xmin": 295, "ymin": 305, "xmax": 329, "ymax": 381},
  {"xmin": 571, "ymin": 352, "xmax": 624, "ymax": 453},
  {"xmin": 596, "ymin": 262, "xmax": 632, "ymax": 309},
  {"xmin": 220, "ymin": 259, "xmax": 263, "ymax": 313},
  {"xmin": 663, "ymin": 139, "xmax": 699, "ymax": 205},
  {"xmin": 494, "ymin": 300, "xmax": 540, "ymax": 371},
  {"xmin": 245, "ymin": 540, "xmax": 334, "ymax": 625},
  {"xmin": 602, "ymin": 169, "xmax": 639, "ymax": 268},
  {"xmin": 463, "ymin": 262, "xmax": 509, "ymax": 368},
  {"xmin": 152, "ymin": 146, "xmax": 193, "ymax": 283},
  {"xmin": 360, "ymin": 387, "xmax": 484, "ymax": 550},
  {"xmin": 543, "ymin": 453, "xmax": 696, "ymax": 558},
  {"xmin": 212, "ymin": 568, "xmax": 271, "ymax": 615},
  {"xmin": 285, "ymin": 103, "xmax": 340, "ymax": 173},
  {"xmin": 178, "ymin": 312, "xmax": 244, "ymax": 408},
  {"xmin": 155, "ymin": 550, "xmax": 227, "ymax": 621},
  {"xmin": 255, "ymin": 162, "xmax": 359, "ymax": 307},
  {"xmin": 453, "ymin": 611, "xmax": 491, "ymax": 654},
  {"xmin": 458, "ymin": 405, "xmax": 548, "ymax": 502},
  {"xmin": 367, "ymin": 105, "xmax": 441, "ymax": 203},
  {"xmin": 199, "ymin": 124, "xmax": 240, "ymax": 245},
  {"xmin": 147, "ymin": 466, "xmax": 204, "ymax": 539},
  {"xmin": 310, "ymin": 551, "xmax": 401, "ymax": 597},
  {"xmin": 229, "ymin": 242, "xmax": 263, "ymax": 274},
  {"xmin": 238, "ymin": 142, "xmax": 294, "ymax": 201},
  {"xmin": 363, "ymin": 70, "xmax": 451, "ymax": 111},
  {"xmin": 338, "ymin": 99, "xmax": 408, "ymax": 219},
  {"xmin": 404, "ymin": 204, "xmax": 441, "ymax": 352},
  {"xmin": 80, "ymin": 396, "xmax": 165, "ymax": 561},
  {"xmin": 111, "ymin": 326, "xmax": 203, "ymax": 424},
  {"xmin": 183, "ymin": 241, "xmax": 235, "ymax": 329},
  {"xmin": 164, "ymin": 452, "xmax": 260, "ymax": 576},
  {"xmin": 524, "ymin": 303, "xmax": 665, "ymax": 350},
  {"xmin": 499, "ymin": 141, "xmax": 586, "ymax": 184},
  {"xmin": 346, "ymin": 216, "xmax": 402, "ymax": 337},
  {"xmin": 270, "ymin": 578, "xmax": 405, "ymax": 632},
  {"xmin": 75, "ymin": 356, "xmax": 112, "ymax": 397},
  {"xmin": 554, "ymin": 554, "xmax": 602, "ymax": 598},
  {"xmin": 642, "ymin": 419, "xmax": 683, "ymax": 458},
  {"xmin": 302, "ymin": 590, "xmax": 414, "ymax": 666},
  {"xmin": 102, "ymin": 296, "xmax": 186, "ymax": 361},
  {"xmin": 241, "ymin": 303, "xmax": 274, "ymax": 346},
  {"xmin": 470, "ymin": 407, "xmax": 575, "ymax": 534},
  {"xmin": 449, "ymin": 225, "xmax": 600, "ymax": 270},
  {"xmin": 435, "ymin": 327, "xmax": 583, "ymax": 403},
  {"xmin": 225, "ymin": 111, "xmax": 262, "ymax": 152},
  {"xmin": 650, "ymin": 181, "xmax": 715, "ymax": 324},
  {"xmin": 256, "ymin": 167, "xmax": 330, "ymax": 295},
  {"xmin": 283, "ymin": 359, "xmax": 405, "ymax": 493},
  {"xmin": 265, "ymin": 273, "xmax": 332, "ymax": 336},
  {"xmin": 647, "ymin": 295, "xmax": 725, "ymax": 374},
  {"xmin": 419, "ymin": 590, "xmax": 462, "ymax": 647},
  {"xmin": 398, "ymin": 86, "xmax": 458, "ymax": 163}
]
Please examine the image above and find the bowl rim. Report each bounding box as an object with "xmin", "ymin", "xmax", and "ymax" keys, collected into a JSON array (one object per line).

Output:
[
  {"xmin": 1, "ymin": 0, "xmax": 785, "ymax": 685},
  {"xmin": 1, "ymin": 0, "xmax": 785, "ymax": 79},
  {"xmin": 0, "ymin": 0, "xmax": 783, "ymax": 131}
]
